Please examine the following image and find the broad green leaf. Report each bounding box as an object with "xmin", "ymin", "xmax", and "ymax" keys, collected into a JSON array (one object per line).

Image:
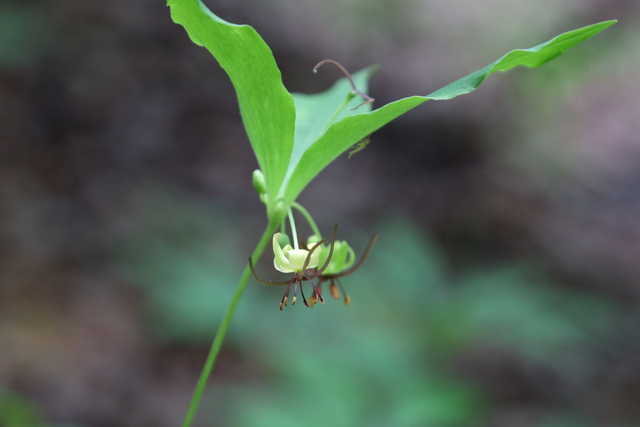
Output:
[
  {"xmin": 278, "ymin": 67, "xmax": 376, "ymax": 199},
  {"xmin": 167, "ymin": 0, "xmax": 295, "ymax": 215},
  {"xmin": 283, "ymin": 20, "xmax": 616, "ymax": 202},
  {"xmin": 167, "ymin": 2, "xmax": 614, "ymax": 207}
]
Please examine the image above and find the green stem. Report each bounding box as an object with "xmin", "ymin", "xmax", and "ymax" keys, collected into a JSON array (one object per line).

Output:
[
  {"xmin": 280, "ymin": 215, "xmax": 286, "ymax": 237},
  {"xmin": 287, "ymin": 207, "xmax": 299, "ymax": 250},
  {"xmin": 181, "ymin": 219, "xmax": 279, "ymax": 427},
  {"xmin": 292, "ymin": 202, "xmax": 320, "ymax": 237}
]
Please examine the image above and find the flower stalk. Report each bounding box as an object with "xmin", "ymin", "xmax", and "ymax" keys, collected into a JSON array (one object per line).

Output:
[{"xmin": 181, "ymin": 219, "xmax": 279, "ymax": 427}]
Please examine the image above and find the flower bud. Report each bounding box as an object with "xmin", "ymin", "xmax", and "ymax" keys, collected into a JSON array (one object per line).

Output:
[
  {"xmin": 252, "ymin": 169, "xmax": 266, "ymax": 194},
  {"xmin": 277, "ymin": 233, "xmax": 291, "ymax": 248}
]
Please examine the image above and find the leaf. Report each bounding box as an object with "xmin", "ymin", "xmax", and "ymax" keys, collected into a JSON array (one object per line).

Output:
[
  {"xmin": 167, "ymin": 0, "xmax": 295, "ymax": 215},
  {"xmin": 283, "ymin": 20, "xmax": 616, "ymax": 202},
  {"xmin": 277, "ymin": 67, "xmax": 376, "ymax": 199},
  {"xmin": 168, "ymin": 1, "xmax": 614, "ymax": 206}
]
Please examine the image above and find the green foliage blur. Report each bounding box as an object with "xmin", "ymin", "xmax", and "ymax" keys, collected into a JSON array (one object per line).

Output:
[
  {"xmin": 0, "ymin": 3, "xmax": 47, "ymax": 69},
  {"xmin": 0, "ymin": 386, "xmax": 43, "ymax": 427},
  {"xmin": 118, "ymin": 190, "xmax": 628, "ymax": 427}
]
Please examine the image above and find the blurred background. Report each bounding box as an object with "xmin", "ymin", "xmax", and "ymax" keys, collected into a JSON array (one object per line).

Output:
[{"xmin": 1, "ymin": 0, "xmax": 639, "ymax": 426}]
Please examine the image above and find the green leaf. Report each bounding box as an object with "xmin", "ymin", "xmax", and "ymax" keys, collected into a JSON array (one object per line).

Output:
[
  {"xmin": 167, "ymin": 0, "xmax": 295, "ymax": 216},
  {"xmin": 277, "ymin": 67, "xmax": 376, "ymax": 199},
  {"xmin": 283, "ymin": 20, "xmax": 616, "ymax": 202},
  {"xmin": 167, "ymin": 1, "xmax": 614, "ymax": 207}
]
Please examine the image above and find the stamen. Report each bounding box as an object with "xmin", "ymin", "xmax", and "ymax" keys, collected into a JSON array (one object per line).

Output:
[
  {"xmin": 298, "ymin": 278, "xmax": 309, "ymax": 307},
  {"xmin": 280, "ymin": 275, "xmax": 296, "ymax": 311},
  {"xmin": 335, "ymin": 278, "xmax": 350, "ymax": 306},
  {"xmin": 313, "ymin": 59, "xmax": 374, "ymax": 110},
  {"xmin": 330, "ymin": 280, "xmax": 340, "ymax": 300},
  {"xmin": 292, "ymin": 277, "xmax": 299, "ymax": 306},
  {"xmin": 306, "ymin": 272, "xmax": 324, "ymax": 305}
]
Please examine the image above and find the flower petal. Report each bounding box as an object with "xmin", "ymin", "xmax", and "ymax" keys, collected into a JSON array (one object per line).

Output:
[
  {"xmin": 321, "ymin": 240, "xmax": 355, "ymax": 275},
  {"xmin": 344, "ymin": 244, "xmax": 356, "ymax": 270},
  {"xmin": 286, "ymin": 249, "xmax": 311, "ymax": 271},
  {"xmin": 273, "ymin": 233, "xmax": 295, "ymax": 273},
  {"xmin": 307, "ymin": 246, "xmax": 320, "ymax": 269}
]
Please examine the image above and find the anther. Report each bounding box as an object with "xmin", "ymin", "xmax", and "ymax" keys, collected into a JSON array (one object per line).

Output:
[{"xmin": 330, "ymin": 282, "xmax": 340, "ymax": 300}]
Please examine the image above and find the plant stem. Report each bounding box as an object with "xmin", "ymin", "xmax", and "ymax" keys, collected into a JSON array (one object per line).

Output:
[
  {"xmin": 287, "ymin": 207, "xmax": 299, "ymax": 250},
  {"xmin": 292, "ymin": 202, "xmax": 320, "ymax": 237},
  {"xmin": 181, "ymin": 219, "xmax": 279, "ymax": 427}
]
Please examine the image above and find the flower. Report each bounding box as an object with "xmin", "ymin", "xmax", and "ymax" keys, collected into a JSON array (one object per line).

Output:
[
  {"xmin": 249, "ymin": 225, "xmax": 377, "ymax": 310},
  {"xmin": 273, "ymin": 233, "xmax": 320, "ymax": 273},
  {"xmin": 250, "ymin": 226, "xmax": 338, "ymax": 310}
]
